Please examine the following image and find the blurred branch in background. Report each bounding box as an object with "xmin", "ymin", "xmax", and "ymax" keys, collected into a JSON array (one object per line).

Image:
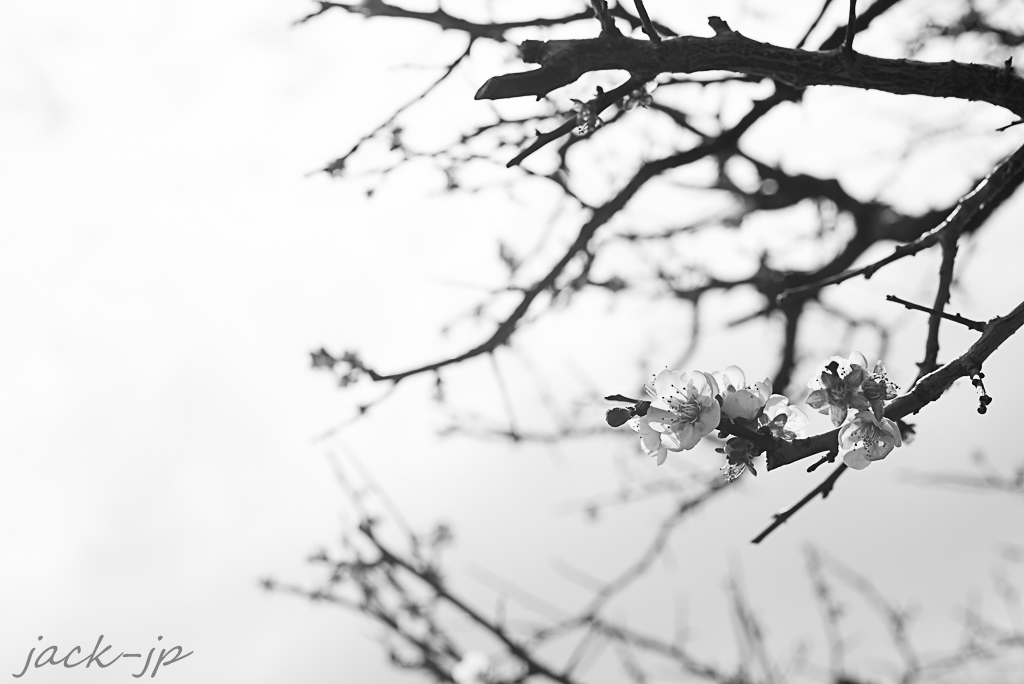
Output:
[{"xmin": 265, "ymin": 445, "xmax": 1024, "ymax": 683}]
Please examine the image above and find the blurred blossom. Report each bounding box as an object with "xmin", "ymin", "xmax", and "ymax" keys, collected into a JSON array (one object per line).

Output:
[
  {"xmin": 452, "ymin": 652, "xmax": 489, "ymax": 684},
  {"xmin": 623, "ymin": 81, "xmax": 657, "ymax": 110}
]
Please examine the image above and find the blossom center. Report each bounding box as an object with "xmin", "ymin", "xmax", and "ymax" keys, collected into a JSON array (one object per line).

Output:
[{"xmin": 670, "ymin": 399, "xmax": 702, "ymax": 423}]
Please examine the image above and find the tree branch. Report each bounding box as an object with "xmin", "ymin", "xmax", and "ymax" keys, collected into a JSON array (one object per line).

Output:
[
  {"xmin": 476, "ymin": 20, "xmax": 1024, "ymax": 117},
  {"xmin": 350, "ymin": 90, "xmax": 793, "ymax": 384}
]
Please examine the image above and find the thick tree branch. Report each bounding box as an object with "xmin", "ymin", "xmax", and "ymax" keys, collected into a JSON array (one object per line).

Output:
[{"xmin": 476, "ymin": 21, "xmax": 1024, "ymax": 118}]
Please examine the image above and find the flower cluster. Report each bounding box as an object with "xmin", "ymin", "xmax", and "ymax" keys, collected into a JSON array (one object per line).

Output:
[
  {"xmin": 606, "ymin": 351, "xmax": 904, "ymax": 474},
  {"xmin": 806, "ymin": 351, "xmax": 898, "ymax": 426},
  {"xmin": 713, "ymin": 367, "xmax": 808, "ymax": 480},
  {"xmin": 805, "ymin": 352, "xmax": 901, "ymax": 470},
  {"xmin": 609, "ymin": 367, "xmax": 807, "ymax": 477}
]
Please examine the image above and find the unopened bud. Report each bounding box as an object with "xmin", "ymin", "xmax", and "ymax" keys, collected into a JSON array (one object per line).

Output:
[{"xmin": 605, "ymin": 407, "xmax": 634, "ymax": 427}]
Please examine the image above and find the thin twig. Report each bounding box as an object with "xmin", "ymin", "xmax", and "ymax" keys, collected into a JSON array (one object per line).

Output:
[
  {"xmin": 795, "ymin": 0, "xmax": 837, "ymax": 49},
  {"xmin": 507, "ymin": 77, "xmax": 643, "ymax": 168},
  {"xmin": 489, "ymin": 351, "xmax": 520, "ymax": 440},
  {"xmin": 318, "ymin": 40, "xmax": 475, "ymax": 176},
  {"xmin": 633, "ymin": 0, "xmax": 661, "ymax": 43},
  {"xmin": 590, "ymin": 0, "xmax": 622, "ymax": 37},
  {"xmin": 752, "ymin": 464, "xmax": 848, "ymax": 544},
  {"xmin": 844, "ymin": 0, "xmax": 857, "ymax": 56},
  {"xmin": 804, "ymin": 546, "xmax": 847, "ymax": 678},
  {"xmin": 818, "ymin": 550, "xmax": 921, "ymax": 675},
  {"xmin": 886, "ymin": 295, "xmax": 985, "ymax": 332},
  {"xmin": 917, "ymin": 226, "xmax": 963, "ymax": 378}
]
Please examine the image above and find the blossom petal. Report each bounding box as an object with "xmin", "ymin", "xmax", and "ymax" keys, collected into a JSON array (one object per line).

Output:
[
  {"xmin": 848, "ymin": 393, "xmax": 872, "ymax": 411},
  {"xmin": 752, "ymin": 378, "xmax": 773, "ymax": 401},
  {"xmin": 715, "ymin": 366, "xmax": 746, "ymax": 394},
  {"xmin": 663, "ymin": 423, "xmax": 697, "ymax": 451},
  {"xmin": 837, "ymin": 419, "xmax": 858, "ymax": 449},
  {"xmin": 695, "ymin": 400, "xmax": 722, "ymax": 437},
  {"xmin": 644, "ymin": 406, "xmax": 678, "ymax": 432},
  {"xmin": 849, "ymin": 351, "xmax": 868, "ymax": 369},
  {"xmin": 636, "ymin": 419, "xmax": 669, "ymax": 464},
  {"xmin": 763, "ymin": 394, "xmax": 787, "ymax": 415},
  {"xmin": 688, "ymin": 371, "xmax": 719, "ymax": 400},
  {"xmin": 844, "ymin": 366, "xmax": 867, "ymax": 387},
  {"xmin": 641, "ymin": 424, "xmax": 662, "ymax": 453},
  {"xmin": 781, "ymin": 407, "xmax": 808, "ymax": 438},
  {"xmin": 806, "ymin": 389, "xmax": 829, "ymax": 409},
  {"xmin": 829, "ymin": 403, "xmax": 849, "ymax": 426},
  {"xmin": 866, "ymin": 440, "xmax": 895, "ymax": 461},
  {"xmin": 723, "ymin": 389, "xmax": 764, "ymax": 421},
  {"xmin": 843, "ymin": 447, "xmax": 872, "ymax": 470},
  {"xmin": 880, "ymin": 417, "xmax": 902, "ymax": 447},
  {"xmin": 652, "ymin": 369, "xmax": 687, "ymax": 400}
]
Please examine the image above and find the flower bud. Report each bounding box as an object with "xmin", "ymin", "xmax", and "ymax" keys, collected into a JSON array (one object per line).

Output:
[{"xmin": 605, "ymin": 407, "xmax": 634, "ymax": 427}]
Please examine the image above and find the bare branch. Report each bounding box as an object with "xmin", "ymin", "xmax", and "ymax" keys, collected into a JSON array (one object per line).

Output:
[
  {"xmin": 297, "ymin": 1, "xmax": 593, "ymax": 41},
  {"xmin": 344, "ymin": 89, "xmax": 794, "ymax": 385},
  {"xmin": 886, "ymin": 294, "xmax": 985, "ymax": 332},
  {"xmin": 752, "ymin": 464, "xmax": 847, "ymax": 544},
  {"xmin": 633, "ymin": 0, "xmax": 661, "ymax": 44},
  {"xmin": 476, "ymin": 25, "xmax": 1024, "ymax": 117},
  {"xmin": 844, "ymin": 0, "xmax": 858, "ymax": 57},
  {"xmin": 778, "ymin": 142, "xmax": 1024, "ymax": 304}
]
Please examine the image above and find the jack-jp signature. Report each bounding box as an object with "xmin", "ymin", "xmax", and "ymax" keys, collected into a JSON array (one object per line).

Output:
[{"xmin": 12, "ymin": 635, "xmax": 192, "ymax": 679}]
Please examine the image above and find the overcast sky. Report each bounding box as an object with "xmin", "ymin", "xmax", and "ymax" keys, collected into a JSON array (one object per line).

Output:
[{"xmin": 2, "ymin": 1, "xmax": 1023, "ymax": 683}]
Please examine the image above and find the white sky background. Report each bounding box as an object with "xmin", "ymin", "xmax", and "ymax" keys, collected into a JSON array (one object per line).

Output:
[{"xmin": 1, "ymin": 1, "xmax": 1023, "ymax": 683}]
